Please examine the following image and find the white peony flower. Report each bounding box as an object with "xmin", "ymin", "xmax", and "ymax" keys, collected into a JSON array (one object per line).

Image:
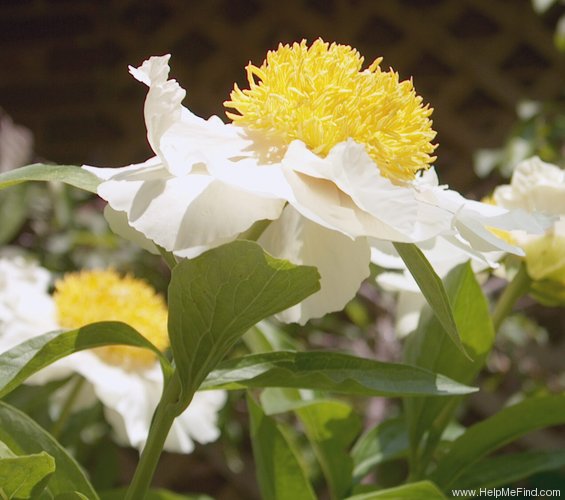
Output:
[
  {"xmin": 492, "ymin": 157, "xmax": 565, "ymax": 305},
  {"xmin": 492, "ymin": 157, "xmax": 565, "ymax": 249},
  {"xmin": 85, "ymin": 41, "xmax": 547, "ymax": 324},
  {"xmin": 0, "ymin": 260, "xmax": 225, "ymax": 453},
  {"xmin": 0, "ymin": 254, "xmax": 58, "ymax": 347}
]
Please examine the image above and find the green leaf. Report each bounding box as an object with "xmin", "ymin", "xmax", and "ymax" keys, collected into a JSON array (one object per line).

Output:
[
  {"xmin": 0, "ymin": 401, "xmax": 98, "ymax": 498},
  {"xmin": 247, "ymin": 394, "xmax": 316, "ymax": 500},
  {"xmin": 100, "ymin": 488, "xmax": 212, "ymax": 500},
  {"xmin": 259, "ymin": 387, "xmax": 311, "ymax": 415},
  {"xmin": 0, "ymin": 322, "xmax": 172, "ymax": 399},
  {"xmin": 0, "ymin": 184, "xmax": 28, "ymax": 244},
  {"xmin": 0, "ymin": 450, "xmax": 55, "ymax": 499},
  {"xmin": 167, "ymin": 240, "xmax": 320, "ymax": 409},
  {"xmin": 55, "ymin": 494, "xmax": 90, "ymax": 500},
  {"xmin": 431, "ymin": 395, "xmax": 565, "ymax": 488},
  {"xmin": 351, "ymin": 418, "xmax": 409, "ymax": 483},
  {"xmin": 0, "ymin": 163, "xmax": 99, "ymax": 193},
  {"xmin": 403, "ymin": 263, "xmax": 494, "ymax": 464},
  {"xmin": 393, "ymin": 242, "xmax": 466, "ymax": 357},
  {"xmin": 345, "ymin": 481, "xmax": 446, "ymax": 499},
  {"xmin": 201, "ymin": 351, "xmax": 477, "ymax": 397},
  {"xmin": 457, "ymin": 450, "xmax": 565, "ymax": 489},
  {"xmin": 295, "ymin": 400, "xmax": 361, "ymax": 499}
]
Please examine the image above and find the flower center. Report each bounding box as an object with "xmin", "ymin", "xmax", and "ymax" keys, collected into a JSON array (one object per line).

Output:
[
  {"xmin": 225, "ymin": 39, "xmax": 437, "ymax": 182},
  {"xmin": 53, "ymin": 269, "xmax": 169, "ymax": 370}
]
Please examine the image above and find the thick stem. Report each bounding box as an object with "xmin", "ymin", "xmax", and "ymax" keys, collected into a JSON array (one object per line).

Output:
[
  {"xmin": 238, "ymin": 218, "xmax": 273, "ymax": 242},
  {"xmin": 125, "ymin": 373, "xmax": 187, "ymax": 500},
  {"xmin": 492, "ymin": 263, "xmax": 531, "ymax": 332}
]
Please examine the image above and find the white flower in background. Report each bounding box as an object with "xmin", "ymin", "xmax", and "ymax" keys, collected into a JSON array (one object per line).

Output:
[
  {"xmin": 0, "ymin": 258, "xmax": 225, "ymax": 453},
  {"xmin": 493, "ymin": 156, "xmax": 565, "ymax": 222},
  {"xmin": 492, "ymin": 157, "xmax": 565, "ymax": 305},
  {"xmin": 374, "ymin": 156, "xmax": 562, "ymax": 333},
  {"xmin": 0, "ymin": 254, "xmax": 58, "ymax": 346},
  {"xmin": 85, "ymin": 40, "xmax": 547, "ymax": 324}
]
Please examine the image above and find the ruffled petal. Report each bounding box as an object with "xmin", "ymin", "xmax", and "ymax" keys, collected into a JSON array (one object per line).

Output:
[
  {"xmin": 494, "ymin": 157, "xmax": 565, "ymax": 214},
  {"xmin": 129, "ymin": 55, "xmax": 186, "ymax": 166},
  {"xmin": 170, "ymin": 390, "xmax": 227, "ymax": 451},
  {"xmin": 414, "ymin": 172, "xmax": 551, "ymax": 255},
  {"xmin": 130, "ymin": 55, "xmax": 255, "ymax": 177},
  {"xmin": 259, "ymin": 206, "xmax": 371, "ymax": 324},
  {"xmin": 90, "ymin": 162, "xmax": 285, "ymax": 256},
  {"xmin": 282, "ymin": 140, "xmax": 452, "ymax": 242},
  {"xmin": 103, "ymin": 206, "xmax": 159, "ymax": 254}
]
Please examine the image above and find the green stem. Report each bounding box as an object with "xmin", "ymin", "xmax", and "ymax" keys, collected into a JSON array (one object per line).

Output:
[
  {"xmin": 125, "ymin": 373, "xmax": 188, "ymax": 500},
  {"xmin": 238, "ymin": 219, "xmax": 272, "ymax": 242},
  {"xmin": 51, "ymin": 375, "xmax": 85, "ymax": 439},
  {"xmin": 157, "ymin": 245, "xmax": 178, "ymax": 269},
  {"xmin": 492, "ymin": 263, "xmax": 531, "ymax": 332}
]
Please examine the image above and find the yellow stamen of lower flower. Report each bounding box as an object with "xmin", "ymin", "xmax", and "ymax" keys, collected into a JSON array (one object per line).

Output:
[
  {"xmin": 225, "ymin": 39, "xmax": 437, "ymax": 183},
  {"xmin": 53, "ymin": 269, "xmax": 169, "ymax": 370}
]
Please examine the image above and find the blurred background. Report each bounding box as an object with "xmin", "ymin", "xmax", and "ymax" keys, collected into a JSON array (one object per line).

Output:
[
  {"xmin": 1, "ymin": 0, "xmax": 564, "ymax": 192},
  {"xmin": 1, "ymin": 1, "xmax": 565, "ymax": 498}
]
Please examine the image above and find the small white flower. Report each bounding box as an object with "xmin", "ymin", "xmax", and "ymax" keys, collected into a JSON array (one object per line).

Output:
[
  {"xmin": 0, "ymin": 261, "xmax": 225, "ymax": 454},
  {"xmin": 85, "ymin": 42, "xmax": 547, "ymax": 324}
]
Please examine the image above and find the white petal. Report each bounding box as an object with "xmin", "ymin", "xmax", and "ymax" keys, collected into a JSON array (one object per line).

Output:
[
  {"xmin": 129, "ymin": 55, "xmax": 186, "ymax": 163},
  {"xmin": 259, "ymin": 206, "xmax": 371, "ymax": 324},
  {"xmin": 416, "ymin": 177, "xmax": 551, "ymax": 255},
  {"xmin": 103, "ymin": 206, "xmax": 159, "ymax": 254},
  {"xmin": 96, "ymin": 163, "xmax": 283, "ymax": 254},
  {"xmin": 170, "ymin": 390, "xmax": 227, "ymax": 451},
  {"xmin": 84, "ymin": 156, "xmax": 162, "ymax": 181},
  {"xmin": 396, "ymin": 291, "xmax": 427, "ymax": 337},
  {"xmin": 453, "ymin": 205, "xmax": 550, "ymax": 255},
  {"xmin": 282, "ymin": 140, "xmax": 452, "ymax": 242},
  {"xmin": 159, "ymin": 118, "xmax": 252, "ymax": 177},
  {"xmin": 494, "ymin": 157, "xmax": 565, "ymax": 214},
  {"xmin": 129, "ymin": 55, "xmax": 254, "ymax": 177},
  {"xmin": 66, "ymin": 353, "xmax": 156, "ymax": 450}
]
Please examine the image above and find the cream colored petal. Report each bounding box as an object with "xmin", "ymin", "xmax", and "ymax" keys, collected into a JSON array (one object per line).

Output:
[
  {"xmin": 129, "ymin": 55, "xmax": 186, "ymax": 162},
  {"xmin": 282, "ymin": 140, "xmax": 452, "ymax": 242},
  {"xmin": 454, "ymin": 205, "xmax": 550, "ymax": 255},
  {"xmin": 494, "ymin": 157, "xmax": 565, "ymax": 214},
  {"xmin": 395, "ymin": 291, "xmax": 427, "ymax": 337},
  {"xmin": 97, "ymin": 168, "xmax": 284, "ymax": 255},
  {"xmin": 205, "ymin": 154, "xmax": 293, "ymax": 201},
  {"xmin": 259, "ymin": 206, "xmax": 371, "ymax": 324},
  {"xmin": 67, "ymin": 353, "xmax": 155, "ymax": 450},
  {"xmin": 103, "ymin": 206, "xmax": 159, "ymax": 254},
  {"xmin": 129, "ymin": 55, "xmax": 252, "ymax": 177},
  {"xmin": 159, "ymin": 117, "xmax": 251, "ymax": 177},
  {"xmin": 172, "ymin": 390, "xmax": 227, "ymax": 449},
  {"xmin": 417, "ymin": 178, "xmax": 551, "ymax": 255}
]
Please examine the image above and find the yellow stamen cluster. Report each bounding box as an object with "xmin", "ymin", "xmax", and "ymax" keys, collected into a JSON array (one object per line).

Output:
[
  {"xmin": 225, "ymin": 39, "xmax": 437, "ymax": 183},
  {"xmin": 53, "ymin": 269, "xmax": 169, "ymax": 370}
]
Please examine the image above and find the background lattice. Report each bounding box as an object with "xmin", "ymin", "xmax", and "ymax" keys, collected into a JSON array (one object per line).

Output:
[{"xmin": 1, "ymin": 0, "xmax": 564, "ymax": 191}]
